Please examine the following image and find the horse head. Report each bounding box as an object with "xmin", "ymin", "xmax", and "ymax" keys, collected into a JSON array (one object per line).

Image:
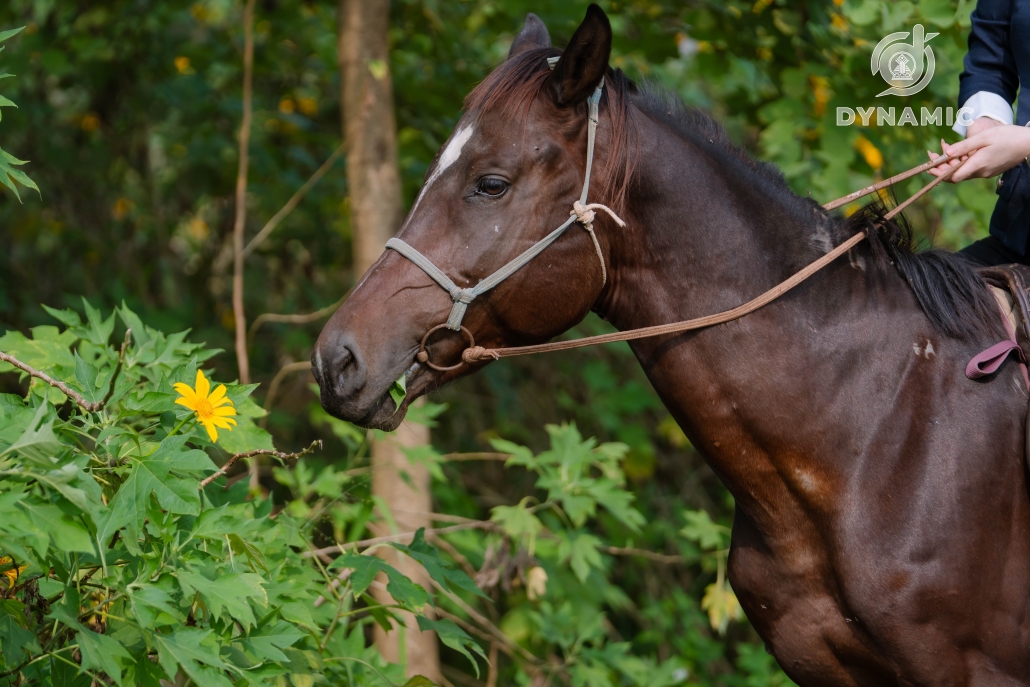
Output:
[{"xmin": 313, "ymin": 5, "xmax": 625, "ymax": 429}]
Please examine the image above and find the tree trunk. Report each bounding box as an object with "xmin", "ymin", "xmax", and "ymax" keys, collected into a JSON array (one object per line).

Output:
[{"xmin": 338, "ymin": 0, "xmax": 440, "ymax": 680}]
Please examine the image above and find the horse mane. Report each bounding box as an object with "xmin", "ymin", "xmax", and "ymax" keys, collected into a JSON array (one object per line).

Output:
[
  {"xmin": 464, "ymin": 48, "xmax": 1000, "ymax": 341},
  {"xmin": 843, "ymin": 198, "xmax": 1001, "ymax": 339}
]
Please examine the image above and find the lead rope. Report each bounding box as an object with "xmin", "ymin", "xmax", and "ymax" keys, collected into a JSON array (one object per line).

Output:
[{"xmin": 457, "ymin": 155, "xmax": 966, "ymax": 364}]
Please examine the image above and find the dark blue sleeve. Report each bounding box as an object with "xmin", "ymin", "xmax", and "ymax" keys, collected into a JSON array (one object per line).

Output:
[{"xmin": 958, "ymin": 0, "xmax": 1018, "ymax": 107}]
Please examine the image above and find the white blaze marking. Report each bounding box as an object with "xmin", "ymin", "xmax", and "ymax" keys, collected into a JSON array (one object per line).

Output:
[{"xmin": 409, "ymin": 124, "xmax": 474, "ymax": 216}]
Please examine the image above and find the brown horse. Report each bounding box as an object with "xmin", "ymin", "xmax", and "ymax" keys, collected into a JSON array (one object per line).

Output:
[{"xmin": 313, "ymin": 6, "xmax": 1030, "ymax": 685}]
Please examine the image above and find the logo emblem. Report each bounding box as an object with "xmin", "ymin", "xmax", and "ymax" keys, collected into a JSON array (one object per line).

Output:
[{"xmin": 872, "ymin": 24, "xmax": 937, "ymax": 97}]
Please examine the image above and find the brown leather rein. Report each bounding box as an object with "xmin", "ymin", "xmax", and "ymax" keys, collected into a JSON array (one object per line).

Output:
[{"xmin": 417, "ymin": 154, "xmax": 966, "ymax": 370}]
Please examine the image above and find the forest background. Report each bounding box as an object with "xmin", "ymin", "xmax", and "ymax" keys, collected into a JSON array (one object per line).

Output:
[{"xmin": 0, "ymin": 0, "xmax": 997, "ymax": 685}]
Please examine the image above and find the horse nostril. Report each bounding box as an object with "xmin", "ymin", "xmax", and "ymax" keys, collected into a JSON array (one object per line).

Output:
[{"xmin": 323, "ymin": 337, "xmax": 366, "ymax": 400}]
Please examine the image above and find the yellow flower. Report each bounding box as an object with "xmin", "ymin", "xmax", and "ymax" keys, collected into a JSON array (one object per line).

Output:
[
  {"xmin": 854, "ymin": 135, "xmax": 884, "ymax": 170},
  {"xmin": 0, "ymin": 556, "xmax": 27, "ymax": 589},
  {"xmin": 174, "ymin": 370, "xmax": 237, "ymax": 442}
]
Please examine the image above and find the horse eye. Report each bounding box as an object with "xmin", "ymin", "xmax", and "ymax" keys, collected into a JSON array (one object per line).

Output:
[{"xmin": 476, "ymin": 177, "xmax": 508, "ymax": 197}]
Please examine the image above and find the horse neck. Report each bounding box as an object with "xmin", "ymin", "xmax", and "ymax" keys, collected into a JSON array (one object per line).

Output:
[
  {"xmin": 600, "ymin": 110, "xmax": 885, "ymax": 515},
  {"xmin": 600, "ymin": 110, "xmax": 837, "ymax": 338}
]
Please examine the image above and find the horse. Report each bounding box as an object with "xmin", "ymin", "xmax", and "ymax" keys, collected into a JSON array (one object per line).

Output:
[{"xmin": 312, "ymin": 6, "xmax": 1030, "ymax": 685}]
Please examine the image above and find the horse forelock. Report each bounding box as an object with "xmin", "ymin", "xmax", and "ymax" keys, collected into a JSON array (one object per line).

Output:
[{"xmin": 462, "ymin": 46, "xmax": 635, "ymax": 216}]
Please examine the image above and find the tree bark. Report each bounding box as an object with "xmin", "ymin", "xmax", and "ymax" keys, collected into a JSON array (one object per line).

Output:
[{"xmin": 338, "ymin": 0, "xmax": 440, "ymax": 680}]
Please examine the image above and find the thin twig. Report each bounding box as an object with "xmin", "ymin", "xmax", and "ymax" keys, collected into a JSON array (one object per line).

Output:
[
  {"xmin": 431, "ymin": 580, "xmax": 540, "ymax": 665},
  {"xmin": 232, "ymin": 0, "xmax": 256, "ymax": 390},
  {"xmin": 439, "ymin": 452, "xmax": 512, "ymax": 462},
  {"xmin": 99, "ymin": 329, "xmax": 132, "ymax": 408},
  {"xmin": 435, "ymin": 606, "xmax": 520, "ymax": 663},
  {"xmin": 242, "ymin": 143, "xmax": 347, "ymax": 258},
  {"xmin": 261, "ymin": 360, "xmax": 313, "ymax": 420},
  {"xmin": 601, "ymin": 545, "xmax": 685, "ymax": 565},
  {"xmin": 302, "ymin": 520, "xmax": 499, "ymax": 558},
  {"xmin": 199, "ymin": 440, "xmax": 321, "ymax": 489},
  {"xmin": 441, "ymin": 664, "xmax": 487, "ymax": 687},
  {"xmin": 248, "ymin": 291, "xmax": 350, "ymax": 342},
  {"xmin": 0, "ymin": 351, "xmax": 97, "ymax": 412}
]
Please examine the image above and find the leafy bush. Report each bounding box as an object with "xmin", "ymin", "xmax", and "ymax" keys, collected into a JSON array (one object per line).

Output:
[
  {"xmin": 0, "ymin": 25, "xmax": 37, "ymax": 200},
  {"xmin": 0, "ymin": 303, "xmax": 484, "ymax": 686}
]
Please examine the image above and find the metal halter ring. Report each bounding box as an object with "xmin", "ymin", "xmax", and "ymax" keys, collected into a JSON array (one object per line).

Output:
[{"xmin": 417, "ymin": 324, "xmax": 475, "ymax": 372}]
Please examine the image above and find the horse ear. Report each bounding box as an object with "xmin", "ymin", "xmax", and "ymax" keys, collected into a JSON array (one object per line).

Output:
[
  {"xmin": 509, "ymin": 13, "xmax": 551, "ymax": 59},
  {"xmin": 548, "ymin": 4, "xmax": 611, "ymax": 107}
]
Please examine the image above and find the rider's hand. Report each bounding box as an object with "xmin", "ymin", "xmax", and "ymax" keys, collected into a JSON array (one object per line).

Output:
[{"xmin": 927, "ymin": 120, "xmax": 1030, "ymax": 182}]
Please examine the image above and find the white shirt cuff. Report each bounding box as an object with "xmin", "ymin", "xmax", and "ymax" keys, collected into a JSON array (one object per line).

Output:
[{"xmin": 953, "ymin": 90, "xmax": 1014, "ymax": 136}]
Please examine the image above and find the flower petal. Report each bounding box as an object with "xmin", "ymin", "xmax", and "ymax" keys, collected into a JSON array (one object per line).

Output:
[
  {"xmin": 195, "ymin": 370, "xmax": 211, "ymax": 399},
  {"xmin": 173, "ymin": 383, "xmax": 196, "ymax": 402},
  {"xmin": 201, "ymin": 419, "xmax": 218, "ymax": 442},
  {"xmin": 209, "ymin": 384, "xmax": 227, "ymax": 404},
  {"xmin": 175, "ymin": 397, "xmax": 199, "ymax": 411},
  {"xmin": 211, "ymin": 405, "xmax": 237, "ymax": 417}
]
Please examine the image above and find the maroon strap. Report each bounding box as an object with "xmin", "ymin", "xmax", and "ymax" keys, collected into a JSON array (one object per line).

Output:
[{"xmin": 966, "ymin": 340, "xmax": 1027, "ymax": 379}]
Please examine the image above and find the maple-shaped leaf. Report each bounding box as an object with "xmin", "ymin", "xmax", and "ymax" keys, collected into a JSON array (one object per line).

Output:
[
  {"xmin": 155, "ymin": 628, "xmax": 234, "ymax": 687},
  {"xmin": 101, "ymin": 434, "xmax": 215, "ymax": 545},
  {"xmin": 391, "ymin": 529, "xmax": 487, "ymax": 599},
  {"xmin": 178, "ymin": 571, "xmax": 267, "ymax": 630}
]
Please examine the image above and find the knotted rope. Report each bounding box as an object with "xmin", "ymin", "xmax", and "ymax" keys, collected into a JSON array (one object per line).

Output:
[{"xmin": 571, "ymin": 200, "xmax": 626, "ymax": 285}]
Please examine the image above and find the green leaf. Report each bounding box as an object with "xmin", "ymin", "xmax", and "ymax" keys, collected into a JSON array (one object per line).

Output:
[
  {"xmin": 0, "ymin": 27, "xmax": 25, "ymax": 43},
  {"xmin": 42, "ymin": 304, "xmax": 83, "ymax": 328},
  {"xmin": 389, "ymin": 373, "xmax": 406, "ymax": 410},
  {"xmin": 680, "ymin": 510, "xmax": 728, "ymax": 551},
  {"xmin": 79, "ymin": 299, "xmax": 115, "ymax": 346},
  {"xmin": 0, "ymin": 599, "xmax": 41, "ymax": 661},
  {"xmin": 0, "ymin": 144, "xmax": 38, "ymax": 201},
  {"xmin": 128, "ymin": 653, "xmax": 169, "ymax": 687},
  {"xmin": 103, "ymin": 434, "xmax": 212, "ymax": 543},
  {"xmin": 327, "ymin": 552, "xmax": 386, "ymax": 596},
  {"xmin": 18, "ymin": 499, "xmax": 95, "ymax": 553},
  {"xmin": 238, "ymin": 619, "xmax": 304, "ymax": 662},
  {"xmin": 327, "ymin": 552, "xmax": 429, "ymax": 610},
  {"xmin": 215, "ymin": 415, "xmax": 273, "ymax": 454},
  {"xmin": 560, "ymin": 531, "xmax": 604, "ymax": 583},
  {"xmin": 178, "ymin": 571, "xmax": 266, "ymax": 630},
  {"xmin": 117, "ymin": 302, "xmax": 152, "ymax": 347},
  {"xmin": 155, "ymin": 628, "xmax": 234, "ymax": 687},
  {"xmin": 416, "ymin": 616, "xmax": 487, "ymax": 677},
  {"xmin": 403, "ymin": 677, "xmax": 437, "ymax": 687},
  {"xmin": 0, "ymin": 402, "xmax": 61, "ymax": 465},
  {"xmin": 129, "ymin": 583, "xmax": 185, "ymax": 627},
  {"xmin": 490, "ymin": 498, "xmax": 542, "ymax": 550},
  {"xmin": 77, "ymin": 628, "xmax": 132, "ymax": 686},
  {"xmin": 391, "ymin": 529, "xmax": 487, "ymax": 599},
  {"xmin": 73, "ymin": 353, "xmax": 107, "ymax": 406}
]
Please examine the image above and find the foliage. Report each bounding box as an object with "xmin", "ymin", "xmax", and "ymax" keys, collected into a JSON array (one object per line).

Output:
[
  {"xmin": 0, "ymin": 26, "xmax": 37, "ymax": 201},
  {"xmin": 0, "ymin": 304, "xmax": 484, "ymax": 686},
  {"xmin": 1, "ymin": 1, "xmax": 997, "ymax": 685}
]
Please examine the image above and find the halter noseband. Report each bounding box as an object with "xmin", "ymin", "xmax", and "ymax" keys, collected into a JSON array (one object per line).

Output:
[{"xmin": 384, "ymin": 58, "xmax": 625, "ymax": 338}]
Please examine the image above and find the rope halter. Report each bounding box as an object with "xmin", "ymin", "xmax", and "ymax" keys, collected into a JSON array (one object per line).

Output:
[{"xmin": 384, "ymin": 57, "xmax": 626, "ymax": 334}]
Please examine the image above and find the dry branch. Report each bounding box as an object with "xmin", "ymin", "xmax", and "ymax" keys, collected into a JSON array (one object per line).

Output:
[
  {"xmin": 261, "ymin": 360, "xmax": 313, "ymax": 419},
  {"xmin": 242, "ymin": 143, "xmax": 347, "ymax": 258},
  {"xmin": 232, "ymin": 0, "xmax": 256, "ymax": 389},
  {"xmin": 0, "ymin": 351, "xmax": 98, "ymax": 411},
  {"xmin": 0, "ymin": 334, "xmax": 129, "ymax": 413},
  {"xmin": 302, "ymin": 520, "xmax": 500, "ymax": 558},
  {"xmin": 199, "ymin": 439, "xmax": 321, "ymax": 489},
  {"xmin": 248, "ymin": 291, "xmax": 350, "ymax": 342}
]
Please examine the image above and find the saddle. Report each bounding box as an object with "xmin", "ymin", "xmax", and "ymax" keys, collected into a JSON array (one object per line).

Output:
[{"xmin": 976, "ymin": 264, "xmax": 1030, "ymax": 379}]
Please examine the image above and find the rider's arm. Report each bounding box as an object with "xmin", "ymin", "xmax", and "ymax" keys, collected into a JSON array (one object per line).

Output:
[{"xmin": 954, "ymin": 0, "xmax": 1017, "ymax": 137}]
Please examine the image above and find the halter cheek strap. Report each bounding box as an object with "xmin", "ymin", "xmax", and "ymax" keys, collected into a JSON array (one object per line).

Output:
[{"xmin": 385, "ymin": 62, "xmax": 625, "ymax": 332}]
